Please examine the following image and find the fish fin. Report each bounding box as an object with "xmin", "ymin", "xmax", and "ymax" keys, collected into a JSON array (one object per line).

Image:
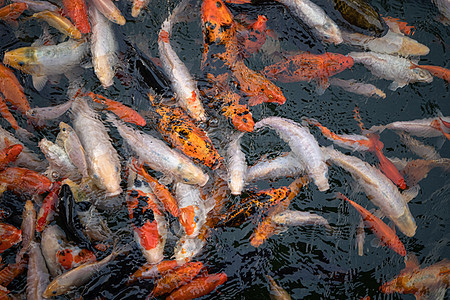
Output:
[
  {"xmin": 32, "ymin": 75, "xmax": 48, "ymax": 91},
  {"xmin": 436, "ymin": 137, "xmax": 446, "ymax": 150},
  {"xmin": 403, "ymin": 252, "xmax": 420, "ymax": 272},
  {"xmin": 315, "ymin": 77, "xmax": 330, "ymax": 95},
  {"xmin": 48, "ymin": 74, "xmax": 62, "ymax": 85},
  {"xmin": 388, "ymin": 81, "xmax": 400, "ymax": 91},
  {"xmin": 401, "ymin": 185, "xmax": 420, "ymax": 203},
  {"xmin": 370, "ymin": 237, "xmax": 383, "ymax": 248}
]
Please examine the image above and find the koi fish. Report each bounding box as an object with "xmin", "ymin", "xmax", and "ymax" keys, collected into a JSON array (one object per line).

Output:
[
  {"xmin": 381, "ymin": 253, "xmax": 450, "ymax": 299},
  {"xmin": 32, "ymin": 10, "xmax": 82, "ymax": 40},
  {"xmin": 158, "ymin": 0, "xmax": 206, "ymax": 122},
  {"xmin": 43, "ymin": 245, "xmax": 125, "ymax": 297},
  {"xmin": 175, "ymin": 182, "xmax": 208, "ymax": 238},
  {"xmin": 71, "ymin": 97, "xmax": 122, "ymax": 197},
  {"xmin": 90, "ymin": 0, "xmax": 125, "ymax": 25},
  {"xmin": 337, "ymin": 192, "xmax": 406, "ymax": 256},
  {"xmin": 400, "ymin": 158, "xmax": 450, "ymax": 187},
  {"xmin": 342, "ymin": 30, "xmax": 429, "ymax": 57},
  {"xmin": 276, "ymin": 0, "xmax": 342, "ymax": 44},
  {"xmin": 0, "ymin": 3, "xmax": 27, "ymax": 26},
  {"xmin": 0, "ymin": 167, "xmax": 52, "ymax": 195},
  {"xmin": 151, "ymin": 262, "xmax": 204, "ymax": 297},
  {"xmin": 373, "ymin": 146, "xmax": 407, "ymax": 190},
  {"xmin": 127, "ymin": 259, "xmax": 178, "ymax": 284},
  {"xmin": 87, "ymin": 92, "xmax": 146, "ymax": 126},
  {"xmin": 226, "ymin": 132, "xmax": 247, "ymax": 195},
  {"xmin": 174, "ymin": 228, "xmax": 208, "ymax": 265},
  {"xmin": 410, "ymin": 63, "xmax": 450, "ymax": 82},
  {"xmin": 255, "ymin": 117, "xmax": 329, "ymax": 191},
  {"xmin": 11, "ymin": 0, "xmax": 59, "ymax": 13},
  {"xmin": 166, "ymin": 272, "xmax": 227, "ymax": 300},
  {"xmin": 17, "ymin": 200, "xmax": 35, "ymax": 259},
  {"xmin": 383, "ymin": 16, "xmax": 415, "ymax": 36},
  {"xmin": 329, "ymin": 78, "xmax": 386, "ymax": 99},
  {"xmin": 263, "ymin": 52, "xmax": 354, "ymax": 91},
  {"xmin": 349, "ymin": 51, "xmax": 433, "ymax": 91},
  {"xmin": 147, "ymin": 94, "xmax": 222, "ymax": 169},
  {"xmin": 62, "ymin": 0, "xmax": 90, "ymax": 34},
  {"xmin": 236, "ymin": 15, "xmax": 271, "ymax": 58},
  {"xmin": 246, "ymin": 152, "xmax": 305, "ymax": 183},
  {"xmin": 266, "ymin": 275, "xmax": 291, "ymax": 300},
  {"xmin": 56, "ymin": 247, "xmax": 96, "ymax": 270},
  {"xmin": 127, "ymin": 188, "xmax": 167, "ymax": 264},
  {"xmin": 36, "ymin": 182, "xmax": 61, "ymax": 232},
  {"xmin": 130, "ymin": 161, "xmax": 179, "ymax": 217},
  {"xmin": 0, "ymin": 223, "xmax": 21, "ymax": 253},
  {"xmin": 271, "ymin": 210, "xmax": 331, "ymax": 229},
  {"xmin": 0, "ymin": 95, "xmax": 20, "ymax": 132},
  {"xmin": 0, "ymin": 256, "xmax": 28, "ymax": 287},
  {"xmin": 0, "ymin": 140, "xmax": 22, "ymax": 171},
  {"xmin": 0, "ymin": 62, "xmax": 30, "ymax": 115},
  {"xmin": 26, "ymin": 99, "xmax": 74, "ymax": 126},
  {"xmin": 39, "ymin": 138, "xmax": 81, "ymax": 182},
  {"xmin": 108, "ymin": 115, "xmax": 209, "ymax": 186},
  {"xmin": 322, "ymin": 147, "xmax": 416, "ymax": 237},
  {"xmin": 250, "ymin": 177, "xmax": 307, "ymax": 247},
  {"xmin": 3, "ymin": 39, "xmax": 90, "ymax": 91},
  {"xmin": 26, "ymin": 242, "xmax": 50, "ymax": 300}
]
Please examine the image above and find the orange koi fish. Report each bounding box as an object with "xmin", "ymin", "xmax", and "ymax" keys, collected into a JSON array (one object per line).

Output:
[
  {"xmin": 150, "ymin": 261, "xmax": 204, "ymax": 297},
  {"xmin": 410, "ymin": 63, "xmax": 450, "ymax": 82},
  {"xmin": 0, "ymin": 62, "xmax": 30, "ymax": 115},
  {"xmin": 0, "ymin": 95, "xmax": 20, "ymax": 131},
  {"xmin": 383, "ymin": 16, "xmax": 415, "ymax": 36},
  {"xmin": 250, "ymin": 177, "xmax": 307, "ymax": 247},
  {"xmin": 337, "ymin": 192, "xmax": 406, "ymax": 256},
  {"xmin": 263, "ymin": 52, "xmax": 354, "ymax": 90},
  {"xmin": 36, "ymin": 182, "xmax": 62, "ymax": 232},
  {"xmin": 0, "ymin": 223, "xmax": 21, "ymax": 253},
  {"xmin": 131, "ymin": 161, "xmax": 179, "ymax": 217},
  {"xmin": 128, "ymin": 259, "xmax": 178, "ymax": 284},
  {"xmin": 86, "ymin": 92, "xmax": 146, "ymax": 126},
  {"xmin": 57, "ymin": 247, "xmax": 96, "ymax": 270},
  {"xmin": 62, "ymin": 0, "xmax": 90, "ymax": 34},
  {"xmin": 147, "ymin": 94, "xmax": 223, "ymax": 169},
  {"xmin": 236, "ymin": 15, "xmax": 271, "ymax": 58},
  {"xmin": 0, "ymin": 140, "xmax": 22, "ymax": 171},
  {"xmin": 381, "ymin": 253, "xmax": 450, "ymax": 299},
  {"xmin": 166, "ymin": 272, "xmax": 227, "ymax": 300},
  {"xmin": 373, "ymin": 146, "xmax": 407, "ymax": 190},
  {"xmin": 0, "ymin": 3, "xmax": 27, "ymax": 26},
  {"xmin": 0, "ymin": 167, "xmax": 52, "ymax": 195}
]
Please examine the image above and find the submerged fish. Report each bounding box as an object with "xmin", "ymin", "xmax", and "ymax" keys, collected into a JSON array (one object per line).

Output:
[
  {"xmin": 226, "ymin": 132, "xmax": 247, "ymax": 195},
  {"xmin": 267, "ymin": 275, "xmax": 291, "ymax": 300},
  {"xmin": 271, "ymin": 209, "xmax": 331, "ymax": 229},
  {"xmin": 32, "ymin": 10, "xmax": 82, "ymax": 40},
  {"xmin": 350, "ymin": 51, "xmax": 433, "ymax": 90},
  {"xmin": 166, "ymin": 272, "xmax": 227, "ymax": 300},
  {"xmin": 246, "ymin": 152, "xmax": 305, "ymax": 183}
]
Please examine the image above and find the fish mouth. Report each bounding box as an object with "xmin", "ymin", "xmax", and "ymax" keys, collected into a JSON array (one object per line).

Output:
[
  {"xmin": 105, "ymin": 187, "xmax": 123, "ymax": 198},
  {"xmin": 391, "ymin": 208, "xmax": 417, "ymax": 237}
]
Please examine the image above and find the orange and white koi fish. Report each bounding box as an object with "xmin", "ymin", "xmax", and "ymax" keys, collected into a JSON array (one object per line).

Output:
[
  {"xmin": 150, "ymin": 262, "xmax": 204, "ymax": 297},
  {"xmin": 62, "ymin": 0, "xmax": 90, "ymax": 34},
  {"xmin": 166, "ymin": 272, "xmax": 227, "ymax": 300},
  {"xmin": 322, "ymin": 147, "xmax": 416, "ymax": 237},
  {"xmin": 158, "ymin": 0, "xmax": 206, "ymax": 122},
  {"xmin": 381, "ymin": 253, "xmax": 450, "ymax": 299},
  {"xmin": 87, "ymin": 92, "xmax": 146, "ymax": 126},
  {"xmin": 337, "ymin": 192, "xmax": 406, "ymax": 256},
  {"xmin": 410, "ymin": 63, "xmax": 450, "ymax": 82},
  {"xmin": 175, "ymin": 182, "xmax": 208, "ymax": 238},
  {"xmin": 32, "ymin": 10, "xmax": 82, "ymax": 40},
  {"xmin": 56, "ymin": 247, "xmax": 96, "ymax": 270},
  {"xmin": 255, "ymin": 117, "xmax": 329, "ymax": 191}
]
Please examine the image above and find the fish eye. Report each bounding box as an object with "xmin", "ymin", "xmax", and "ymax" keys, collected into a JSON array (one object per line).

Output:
[
  {"xmin": 215, "ymin": 1, "xmax": 222, "ymax": 8},
  {"xmin": 18, "ymin": 61, "xmax": 25, "ymax": 67},
  {"xmin": 194, "ymin": 216, "xmax": 199, "ymax": 223},
  {"xmin": 183, "ymin": 178, "xmax": 189, "ymax": 183}
]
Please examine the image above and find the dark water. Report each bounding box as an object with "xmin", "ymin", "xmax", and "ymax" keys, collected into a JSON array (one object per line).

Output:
[{"xmin": 1, "ymin": 0, "xmax": 449, "ymax": 299}]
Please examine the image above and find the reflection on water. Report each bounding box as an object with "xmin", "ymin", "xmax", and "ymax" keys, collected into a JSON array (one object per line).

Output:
[{"xmin": 0, "ymin": 0, "xmax": 449, "ymax": 298}]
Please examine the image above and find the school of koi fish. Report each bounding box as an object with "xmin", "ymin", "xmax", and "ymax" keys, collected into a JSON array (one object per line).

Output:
[{"xmin": 0, "ymin": 0, "xmax": 448, "ymax": 298}]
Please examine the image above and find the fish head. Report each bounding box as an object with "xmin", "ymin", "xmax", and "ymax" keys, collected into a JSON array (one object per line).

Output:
[
  {"xmin": 411, "ymin": 68, "xmax": 433, "ymax": 84},
  {"xmin": 228, "ymin": 170, "xmax": 245, "ymax": 195},
  {"xmin": 318, "ymin": 21, "xmax": 343, "ymax": 45},
  {"xmin": 310, "ymin": 165, "xmax": 330, "ymax": 192},
  {"xmin": 178, "ymin": 164, "xmax": 209, "ymax": 186},
  {"xmin": 201, "ymin": 0, "xmax": 234, "ymax": 44},
  {"xmin": 3, "ymin": 47, "xmax": 41, "ymax": 74},
  {"xmin": 391, "ymin": 208, "xmax": 417, "ymax": 237},
  {"xmin": 6, "ymin": 144, "xmax": 23, "ymax": 160},
  {"xmin": 93, "ymin": 55, "xmax": 115, "ymax": 88},
  {"xmin": 90, "ymin": 157, "xmax": 122, "ymax": 197},
  {"xmin": 252, "ymin": 15, "xmax": 268, "ymax": 32}
]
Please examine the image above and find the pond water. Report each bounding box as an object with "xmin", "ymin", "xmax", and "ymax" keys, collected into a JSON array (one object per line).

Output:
[{"xmin": 0, "ymin": 0, "xmax": 449, "ymax": 299}]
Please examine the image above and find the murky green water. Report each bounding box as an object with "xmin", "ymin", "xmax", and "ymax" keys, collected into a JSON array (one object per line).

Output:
[{"xmin": 0, "ymin": 0, "xmax": 449, "ymax": 299}]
